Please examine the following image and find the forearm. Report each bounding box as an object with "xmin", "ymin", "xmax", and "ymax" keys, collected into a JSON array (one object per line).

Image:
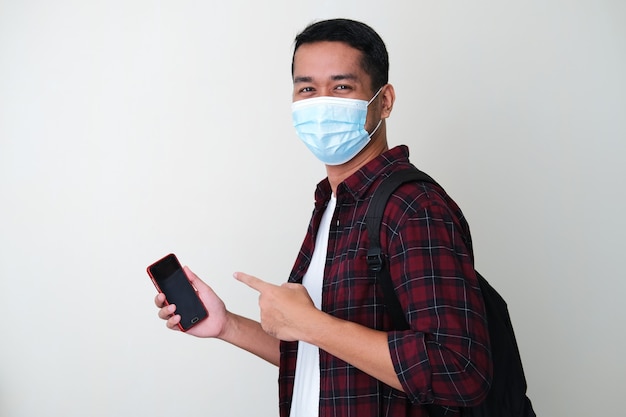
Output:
[
  {"xmin": 303, "ymin": 310, "xmax": 403, "ymax": 391},
  {"xmin": 220, "ymin": 312, "xmax": 281, "ymax": 366}
]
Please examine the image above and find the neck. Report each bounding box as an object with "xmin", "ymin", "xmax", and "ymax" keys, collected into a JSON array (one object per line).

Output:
[{"xmin": 326, "ymin": 136, "xmax": 389, "ymax": 195}]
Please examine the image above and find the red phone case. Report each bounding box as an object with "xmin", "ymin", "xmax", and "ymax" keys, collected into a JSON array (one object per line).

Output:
[{"xmin": 147, "ymin": 253, "xmax": 208, "ymax": 331}]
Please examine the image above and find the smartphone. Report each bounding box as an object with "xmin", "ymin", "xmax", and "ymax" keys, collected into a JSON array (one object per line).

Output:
[{"xmin": 147, "ymin": 253, "xmax": 208, "ymax": 331}]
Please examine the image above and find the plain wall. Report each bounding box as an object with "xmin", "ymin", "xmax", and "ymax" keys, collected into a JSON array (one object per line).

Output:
[{"xmin": 1, "ymin": 1, "xmax": 625, "ymax": 416}]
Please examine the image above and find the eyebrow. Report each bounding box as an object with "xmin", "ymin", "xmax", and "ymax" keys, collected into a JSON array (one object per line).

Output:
[{"xmin": 293, "ymin": 73, "xmax": 358, "ymax": 84}]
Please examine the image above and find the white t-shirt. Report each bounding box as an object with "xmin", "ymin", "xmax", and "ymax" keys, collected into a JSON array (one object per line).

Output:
[{"xmin": 289, "ymin": 195, "xmax": 336, "ymax": 417}]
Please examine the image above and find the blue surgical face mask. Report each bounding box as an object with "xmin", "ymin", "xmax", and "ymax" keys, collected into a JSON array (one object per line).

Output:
[{"xmin": 291, "ymin": 88, "xmax": 383, "ymax": 165}]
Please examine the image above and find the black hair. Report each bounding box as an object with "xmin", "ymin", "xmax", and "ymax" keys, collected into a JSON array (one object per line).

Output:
[{"xmin": 292, "ymin": 18, "xmax": 389, "ymax": 91}]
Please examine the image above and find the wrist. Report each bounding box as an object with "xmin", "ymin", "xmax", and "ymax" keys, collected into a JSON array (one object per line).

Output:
[
  {"xmin": 217, "ymin": 310, "xmax": 238, "ymax": 342},
  {"xmin": 299, "ymin": 309, "xmax": 336, "ymax": 346}
]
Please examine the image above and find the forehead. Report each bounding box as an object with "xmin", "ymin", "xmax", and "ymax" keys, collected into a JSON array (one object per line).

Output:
[{"xmin": 292, "ymin": 41, "xmax": 369, "ymax": 84}]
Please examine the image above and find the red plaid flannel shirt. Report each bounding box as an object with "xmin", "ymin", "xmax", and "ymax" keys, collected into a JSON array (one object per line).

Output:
[{"xmin": 279, "ymin": 146, "xmax": 492, "ymax": 417}]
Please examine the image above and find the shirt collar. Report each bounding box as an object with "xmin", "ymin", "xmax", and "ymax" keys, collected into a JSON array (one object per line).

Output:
[{"xmin": 313, "ymin": 145, "xmax": 411, "ymax": 207}]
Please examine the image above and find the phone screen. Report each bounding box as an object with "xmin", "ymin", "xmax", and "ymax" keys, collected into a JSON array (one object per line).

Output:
[{"xmin": 147, "ymin": 253, "xmax": 208, "ymax": 331}]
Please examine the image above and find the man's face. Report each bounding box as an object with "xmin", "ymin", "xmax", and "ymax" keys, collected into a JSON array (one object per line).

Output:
[{"xmin": 292, "ymin": 41, "xmax": 381, "ymax": 133}]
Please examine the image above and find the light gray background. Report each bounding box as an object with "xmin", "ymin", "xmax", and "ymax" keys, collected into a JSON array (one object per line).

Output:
[{"xmin": 1, "ymin": 1, "xmax": 624, "ymax": 416}]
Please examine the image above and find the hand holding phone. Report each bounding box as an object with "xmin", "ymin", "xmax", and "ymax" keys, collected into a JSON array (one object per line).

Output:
[{"xmin": 147, "ymin": 253, "xmax": 209, "ymax": 331}]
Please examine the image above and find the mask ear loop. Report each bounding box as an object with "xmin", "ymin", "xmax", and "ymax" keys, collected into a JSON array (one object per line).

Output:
[
  {"xmin": 367, "ymin": 86, "xmax": 384, "ymax": 105},
  {"xmin": 366, "ymin": 86, "xmax": 385, "ymax": 137},
  {"xmin": 367, "ymin": 119, "xmax": 383, "ymax": 138}
]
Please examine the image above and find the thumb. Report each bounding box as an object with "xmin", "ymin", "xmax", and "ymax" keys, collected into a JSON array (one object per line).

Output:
[{"xmin": 183, "ymin": 266, "xmax": 207, "ymax": 291}]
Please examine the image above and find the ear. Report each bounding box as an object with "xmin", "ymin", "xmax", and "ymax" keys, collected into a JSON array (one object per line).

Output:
[{"xmin": 380, "ymin": 84, "xmax": 395, "ymax": 119}]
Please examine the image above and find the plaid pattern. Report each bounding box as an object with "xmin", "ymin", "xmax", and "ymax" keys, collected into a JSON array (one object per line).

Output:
[{"xmin": 280, "ymin": 146, "xmax": 492, "ymax": 417}]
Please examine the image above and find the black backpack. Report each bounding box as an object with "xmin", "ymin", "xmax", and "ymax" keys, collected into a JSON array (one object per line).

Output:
[{"xmin": 365, "ymin": 168, "xmax": 536, "ymax": 417}]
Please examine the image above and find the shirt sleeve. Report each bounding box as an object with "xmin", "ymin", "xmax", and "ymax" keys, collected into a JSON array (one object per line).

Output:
[{"xmin": 384, "ymin": 187, "xmax": 492, "ymax": 407}]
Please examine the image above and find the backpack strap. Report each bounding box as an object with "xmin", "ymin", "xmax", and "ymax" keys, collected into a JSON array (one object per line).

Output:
[
  {"xmin": 366, "ymin": 168, "xmax": 460, "ymax": 416},
  {"xmin": 365, "ymin": 168, "xmax": 438, "ymax": 330}
]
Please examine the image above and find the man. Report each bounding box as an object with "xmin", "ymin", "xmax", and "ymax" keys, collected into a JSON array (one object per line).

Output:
[{"xmin": 155, "ymin": 18, "xmax": 492, "ymax": 417}]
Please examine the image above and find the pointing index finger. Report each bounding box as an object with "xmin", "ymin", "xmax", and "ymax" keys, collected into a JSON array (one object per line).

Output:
[{"xmin": 234, "ymin": 272, "xmax": 273, "ymax": 293}]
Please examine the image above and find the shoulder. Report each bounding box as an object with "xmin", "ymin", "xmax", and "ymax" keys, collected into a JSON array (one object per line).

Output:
[
  {"xmin": 376, "ymin": 175, "xmax": 472, "ymax": 246},
  {"xmin": 381, "ymin": 178, "xmax": 455, "ymax": 220}
]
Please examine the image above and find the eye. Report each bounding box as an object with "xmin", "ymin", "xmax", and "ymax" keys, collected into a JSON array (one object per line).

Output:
[
  {"xmin": 294, "ymin": 85, "xmax": 317, "ymax": 97},
  {"xmin": 332, "ymin": 84, "xmax": 356, "ymax": 96}
]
